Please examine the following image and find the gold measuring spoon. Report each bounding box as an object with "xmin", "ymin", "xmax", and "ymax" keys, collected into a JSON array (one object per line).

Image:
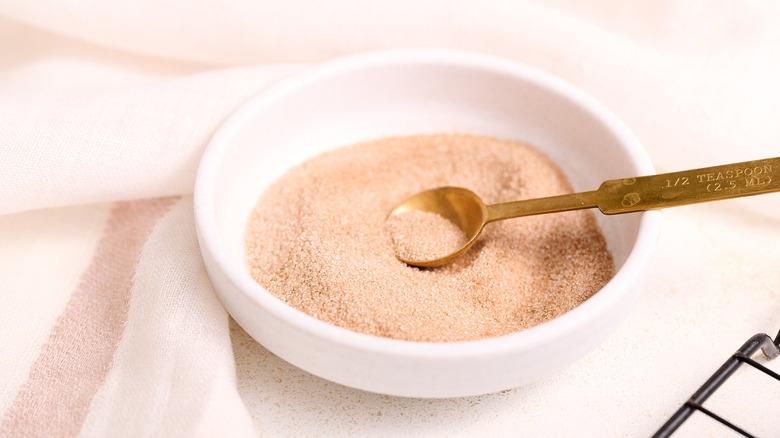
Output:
[{"xmin": 389, "ymin": 157, "xmax": 780, "ymax": 267}]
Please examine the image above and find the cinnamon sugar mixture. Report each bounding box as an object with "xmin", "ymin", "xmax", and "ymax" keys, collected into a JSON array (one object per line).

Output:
[
  {"xmin": 386, "ymin": 210, "xmax": 468, "ymax": 262},
  {"xmin": 245, "ymin": 134, "xmax": 614, "ymax": 342}
]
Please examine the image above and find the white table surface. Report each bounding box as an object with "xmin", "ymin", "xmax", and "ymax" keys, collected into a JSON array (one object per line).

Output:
[{"xmin": 230, "ymin": 197, "xmax": 780, "ymax": 437}]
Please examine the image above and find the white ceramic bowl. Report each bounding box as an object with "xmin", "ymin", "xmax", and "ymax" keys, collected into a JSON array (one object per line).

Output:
[{"xmin": 194, "ymin": 50, "xmax": 661, "ymax": 398}]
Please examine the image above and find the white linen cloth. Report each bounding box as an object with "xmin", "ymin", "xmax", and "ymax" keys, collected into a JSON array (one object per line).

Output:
[{"xmin": 1, "ymin": 1, "xmax": 779, "ymax": 436}]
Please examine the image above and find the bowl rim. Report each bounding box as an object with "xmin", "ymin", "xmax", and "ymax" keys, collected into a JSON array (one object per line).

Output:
[{"xmin": 194, "ymin": 48, "xmax": 661, "ymax": 359}]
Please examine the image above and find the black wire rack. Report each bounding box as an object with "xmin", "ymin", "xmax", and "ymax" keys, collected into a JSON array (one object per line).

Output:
[{"xmin": 654, "ymin": 330, "xmax": 780, "ymax": 437}]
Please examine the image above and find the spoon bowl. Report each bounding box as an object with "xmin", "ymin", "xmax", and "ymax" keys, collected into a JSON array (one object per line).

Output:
[{"xmin": 388, "ymin": 187, "xmax": 487, "ymax": 267}]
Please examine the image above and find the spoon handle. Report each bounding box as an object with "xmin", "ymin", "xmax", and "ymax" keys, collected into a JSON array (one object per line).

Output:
[
  {"xmin": 485, "ymin": 157, "xmax": 779, "ymax": 222},
  {"xmin": 595, "ymin": 157, "xmax": 780, "ymax": 214}
]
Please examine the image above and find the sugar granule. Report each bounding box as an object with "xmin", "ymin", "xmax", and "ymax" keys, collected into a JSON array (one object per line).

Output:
[{"xmin": 244, "ymin": 134, "xmax": 615, "ymax": 342}]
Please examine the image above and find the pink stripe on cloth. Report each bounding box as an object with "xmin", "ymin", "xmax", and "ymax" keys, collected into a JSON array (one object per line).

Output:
[{"xmin": 0, "ymin": 197, "xmax": 178, "ymax": 438}]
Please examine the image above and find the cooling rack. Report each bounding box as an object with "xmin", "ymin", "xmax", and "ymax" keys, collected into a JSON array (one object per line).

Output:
[{"xmin": 654, "ymin": 330, "xmax": 780, "ymax": 437}]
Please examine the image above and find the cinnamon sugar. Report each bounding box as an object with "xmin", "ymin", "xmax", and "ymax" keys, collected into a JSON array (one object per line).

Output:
[
  {"xmin": 386, "ymin": 210, "xmax": 468, "ymax": 262},
  {"xmin": 244, "ymin": 134, "xmax": 615, "ymax": 342}
]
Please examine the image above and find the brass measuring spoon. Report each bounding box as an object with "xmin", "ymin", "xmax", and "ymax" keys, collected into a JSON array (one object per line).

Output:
[{"xmin": 389, "ymin": 157, "xmax": 780, "ymax": 268}]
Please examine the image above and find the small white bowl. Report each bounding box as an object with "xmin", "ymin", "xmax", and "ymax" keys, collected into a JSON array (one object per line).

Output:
[{"xmin": 194, "ymin": 50, "xmax": 661, "ymax": 398}]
